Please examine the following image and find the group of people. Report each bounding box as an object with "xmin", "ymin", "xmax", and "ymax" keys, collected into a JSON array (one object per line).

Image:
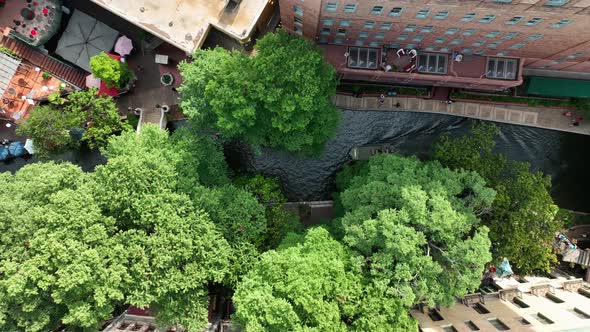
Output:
[
  {"xmin": 564, "ymin": 111, "xmax": 584, "ymax": 126},
  {"xmin": 378, "ymin": 94, "xmax": 401, "ymax": 108}
]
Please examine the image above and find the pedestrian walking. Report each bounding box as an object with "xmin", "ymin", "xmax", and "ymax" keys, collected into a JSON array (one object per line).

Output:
[{"xmin": 378, "ymin": 94, "xmax": 385, "ymax": 108}]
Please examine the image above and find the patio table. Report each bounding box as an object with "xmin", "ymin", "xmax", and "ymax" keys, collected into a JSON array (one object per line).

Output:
[{"xmin": 392, "ymin": 55, "xmax": 412, "ymax": 71}]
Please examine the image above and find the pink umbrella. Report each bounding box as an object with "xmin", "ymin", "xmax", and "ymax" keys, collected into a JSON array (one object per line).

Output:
[
  {"xmin": 85, "ymin": 74, "xmax": 101, "ymax": 88},
  {"xmin": 114, "ymin": 35, "xmax": 133, "ymax": 56}
]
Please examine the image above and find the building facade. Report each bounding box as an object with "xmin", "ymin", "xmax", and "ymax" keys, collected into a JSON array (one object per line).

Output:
[{"xmin": 280, "ymin": 0, "xmax": 590, "ymax": 91}]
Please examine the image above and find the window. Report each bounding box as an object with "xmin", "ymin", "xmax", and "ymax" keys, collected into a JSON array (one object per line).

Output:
[
  {"xmin": 334, "ymin": 38, "xmax": 343, "ymax": 44},
  {"xmin": 488, "ymin": 41, "xmax": 502, "ymax": 48},
  {"xmin": 355, "ymin": 40, "xmax": 364, "ymax": 46},
  {"xmin": 425, "ymin": 46, "xmax": 436, "ymax": 51},
  {"xmin": 462, "ymin": 29, "xmax": 477, "ymax": 36},
  {"xmin": 486, "ymin": 31, "xmax": 500, "ymax": 38},
  {"xmin": 472, "ymin": 303, "xmax": 491, "ymax": 314},
  {"xmin": 413, "ymin": 35, "xmax": 424, "ymax": 42},
  {"xmin": 473, "ymin": 40, "xmax": 485, "ymax": 47},
  {"xmin": 569, "ymin": 307, "xmax": 590, "ymax": 319},
  {"xmin": 442, "ymin": 325, "xmax": 458, "ymax": 332},
  {"xmin": 422, "ymin": 26, "xmax": 434, "ymax": 33},
  {"xmin": 389, "ymin": 43, "xmax": 401, "ymax": 49},
  {"xmin": 364, "ymin": 21, "xmax": 375, "ymax": 29},
  {"xmin": 406, "ymin": 44, "xmax": 416, "ymax": 49},
  {"xmin": 464, "ymin": 321, "xmax": 480, "ymax": 331},
  {"xmin": 320, "ymin": 27, "xmax": 330, "ymax": 35},
  {"xmin": 325, "ymin": 2, "xmax": 338, "ymax": 12},
  {"xmin": 567, "ymin": 52, "xmax": 583, "ymax": 59},
  {"xmin": 375, "ymin": 32, "xmax": 385, "ymax": 39},
  {"xmin": 527, "ymin": 34, "xmax": 543, "ymax": 41},
  {"xmin": 343, "ymin": 3, "xmax": 357, "ymax": 13},
  {"xmin": 551, "ymin": 19, "xmax": 573, "ymax": 28},
  {"xmin": 337, "ymin": 28, "xmax": 346, "ymax": 36},
  {"xmin": 294, "ymin": 17, "xmax": 303, "ymax": 26},
  {"xmin": 506, "ymin": 16, "xmax": 523, "ymax": 25},
  {"xmin": 380, "ymin": 23, "xmax": 393, "ymax": 30},
  {"xmin": 487, "ymin": 318, "xmax": 510, "ymax": 331},
  {"xmin": 435, "ymin": 11, "xmax": 449, "ymax": 20},
  {"xmin": 461, "ymin": 13, "xmax": 476, "ymax": 22},
  {"xmin": 546, "ymin": 0, "xmax": 570, "ymax": 6},
  {"xmin": 525, "ymin": 17, "xmax": 543, "ymax": 26},
  {"xmin": 462, "ymin": 48, "xmax": 473, "ymax": 53},
  {"xmin": 398, "ymin": 34, "xmax": 408, "ymax": 41},
  {"xmin": 293, "ymin": 6, "xmax": 303, "ymax": 16},
  {"xmin": 319, "ymin": 37, "xmax": 328, "ymax": 44},
  {"xmin": 480, "ymin": 15, "xmax": 496, "ymax": 23},
  {"xmin": 340, "ymin": 20, "xmax": 351, "ymax": 27},
  {"xmin": 503, "ymin": 32, "xmax": 519, "ymax": 40},
  {"xmin": 405, "ymin": 24, "xmax": 417, "ymax": 32},
  {"xmin": 546, "ymin": 294, "xmax": 564, "ymax": 303},
  {"xmin": 474, "ymin": 50, "xmax": 486, "ymax": 55},
  {"xmin": 371, "ymin": 6, "xmax": 383, "ymax": 15},
  {"xmin": 534, "ymin": 313, "xmax": 554, "ymax": 325},
  {"xmin": 495, "ymin": 0, "xmax": 513, "ymax": 3},
  {"xmin": 497, "ymin": 51, "xmax": 509, "ymax": 56},
  {"xmin": 294, "ymin": 25, "xmax": 302, "ymax": 35},
  {"xmin": 389, "ymin": 7, "xmax": 403, "ymax": 16},
  {"xmin": 450, "ymin": 38, "xmax": 462, "ymax": 45},
  {"xmin": 416, "ymin": 9, "xmax": 430, "ymax": 19},
  {"xmin": 445, "ymin": 28, "xmax": 459, "ymax": 35},
  {"xmin": 359, "ymin": 31, "xmax": 368, "ymax": 38},
  {"xmin": 486, "ymin": 57, "xmax": 518, "ymax": 79},
  {"xmin": 347, "ymin": 47, "xmax": 379, "ymax": 69},
  {"xmin": 510, "ymin": 42, "xmax": 526, "ymax": 49},
  {"xmin": 417, "ymin": 52, "xmax": 448, "ymax": 74},
  {"xmin": 369, "ymin": 41, "xmax": 379, "ymax": 47},
  {"xmin": 435, "ymin": 37, "xmax": 446, "ymax": 44},
  {"xmin": 323, "ymin": 18, "xmax": 333, "ymax": 26}
]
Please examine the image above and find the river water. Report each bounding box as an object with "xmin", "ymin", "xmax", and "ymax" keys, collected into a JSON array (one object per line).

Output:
[
  {"xmin": 230, "ymin": 110, "xmax": 590, "ymax": 212},
  {"xmin": 1, "ymin": 111, "xmax": 588, "ymax": 212}
]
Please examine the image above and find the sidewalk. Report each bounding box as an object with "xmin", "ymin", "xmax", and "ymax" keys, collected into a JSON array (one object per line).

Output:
[{"xmin": 332, "ymin": 94, "xmax": 590, "ymax": 135}]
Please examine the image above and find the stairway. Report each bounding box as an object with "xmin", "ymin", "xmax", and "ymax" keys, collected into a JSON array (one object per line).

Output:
[{"xmin": 0, "ymin": 35, "xmax": 87, "ymax": 89}]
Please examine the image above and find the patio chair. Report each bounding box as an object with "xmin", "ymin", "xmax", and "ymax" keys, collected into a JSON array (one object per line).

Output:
[
  {"xmin": 406, "ymin": 64, "xmax": 416, "ymax": 72},
  {"xmin": 396, "ymin": 49, "xmax": 406, "ymax": 57},
  {"xmin": 408, "ymin": 49, "xmax": 417, "ymax": 58}
]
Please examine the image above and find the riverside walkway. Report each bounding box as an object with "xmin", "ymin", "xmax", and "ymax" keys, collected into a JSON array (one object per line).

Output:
[{"xmin": 332, "ymin": 94, "xmax": 590, "ymax": 136}]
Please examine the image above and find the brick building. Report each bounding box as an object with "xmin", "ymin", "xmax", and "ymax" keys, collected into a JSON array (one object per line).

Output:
[{"xmin": 280, "ymin": 0, "xmax": 590, "ymax": 92}]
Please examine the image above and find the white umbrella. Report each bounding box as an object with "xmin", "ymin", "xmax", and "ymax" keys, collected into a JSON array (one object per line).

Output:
[
  {"xmin": 24, "ymin": 139, "xmax": 35, "ymax": 155},
  {"xmin": 114, "ymin": 35, "xmax": 133, "ymax": 56},
  {"xmin": 85, "ymin": 74, "xmax": 101, "ymax": 88}
]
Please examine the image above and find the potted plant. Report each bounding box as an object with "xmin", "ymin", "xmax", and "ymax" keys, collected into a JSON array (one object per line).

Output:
[
  {"xmin": 89, "ymin": 52, "xmax": 133, "ymax": 89},
  {"xmin": 41, "ymin": 72, "xmax": 51, "ymax": 80},
  {"xmin": 160, "ymin": 72, "xmax": 174, "ymax": 86}
]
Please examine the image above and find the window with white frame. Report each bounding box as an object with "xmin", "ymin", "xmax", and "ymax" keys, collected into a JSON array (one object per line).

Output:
[
  {"xmin": 486, "ymin": 31, "xmax": 500, "ymax": 38},
  {"xmin": 359, "ymin": 31, "xmax": 368, "ymax": 38},
  {"xmin": 343, "ymin": 3, "xmax": 357, "ymax": 13},
  {"xmin": 405, "ymin": 24, "xmax": 417, "ymax": 32},
  {"xmin": 375, "ymin": 32, "xmax": 385, "ymax": 39},
  {"xmin": 381, "ymin": 23, "xmax": 393, "ymax": 30},
  {"xmin": 505, "ymin": 16, "xmax": 523, "ymax": 25},
  {"xmin": 546, "ymin": 0, "xmax": 570, "ymax": 6},
  {"xmin": 321, "ymin": 27, "xmax": 330, "ymax": 35},
  {"xmin": 480, "ymin": 15, "xmax": 496, "ymax": 23},
  {"xmin": 417, "ymin": 52, "xmax": 448, "ymax": 74},
  {"xmin": 525, "ymin": 17, "xmax": 543, "ymax": 26},
  {"xmin": 340, "ymin": 20, "xmax": 351, "ymax": 27},
  {"xmin": 486, "ymin": 57, "xmax": 518, "ymax": 79},
  {"xmin": 294, "ymin": 17, "xmax": 303, "ymax": 26},
  {"xmin": 371, "ymin": 6, "xmax": 384, "ymax": 15},
  {"xmin": 347, "ymin": 47, "xmax": 379, "ymax": 69},
  {"xmin": 364, "ymin": 21, "xmax": 375, "ymax": 29},
  {"xmin": 503, "ymin": 32, "xmax": 519, "ymax": 40},
  {"xmin": 325, "ymin": 2, "xmax": 338, "ymax": 12},
  {"xmin": 488, "ymin": 41, "xmax": 502, "ymax": 48},
  {"xmin": 323, "ymin": 18, "xmax": 333, "ymax": 26},
  {"xmin": 422, "ymin": 26, "xmax": 434, "ymax": 33},
  {"xmin": 450, "ymin": 38, "xmax": 462, "ymax": 45},
  {"xmin": 461, "ymin": 13, "xmax": 476, "ymax": 22},
  {"xmin": 434, "ymin": 11, "xmax": 449, "ymax": 20},
  {"xmin": 389, "ymin": 7, "xmax": 403, "ymax": 16},
  {"xmin": 551, "ymin": 19, "xmax": 573, "ymax": 28},
  {"xmin": 445, "ymin": 28, "xmax": 459, "ymax": 35},
  {"xmin": 413, "ymin": 35, "xmax": 424, "ymax": 42},
  {"xmin": 527, "ymin": 34, "xmax": 544, "ymax": 41},
  {"xmin": 435, "ymin": 37, "xmax": 446, "ymax": 44},
  {"xmin": 510, "ymin": 43, "xmax": 526, "ymax": 49},
  {"xmin": 462, "ymin": 29, "xmax": 477, "ymax": 36},
  {"xmin": 293, "ymin": 6, "xmax": 303, "ymax": 16},
  {"xmin": 416, "ymin": 9, "xmax": 430, "ymax": 19}
]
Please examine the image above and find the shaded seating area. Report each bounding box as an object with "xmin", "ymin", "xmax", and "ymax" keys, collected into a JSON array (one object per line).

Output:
[
  {"xmin": 55, "ymin": 9, "xmax": 118, "ymax": 72},
  {"xmin": 381, "ymin": 47, "xmax": 417, "ymax": 72}
]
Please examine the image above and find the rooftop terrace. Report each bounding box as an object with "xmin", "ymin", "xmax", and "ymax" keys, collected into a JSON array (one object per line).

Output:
[{"xmin": 89, "ymin": 0, "xmax": 271, "ymax": 54}]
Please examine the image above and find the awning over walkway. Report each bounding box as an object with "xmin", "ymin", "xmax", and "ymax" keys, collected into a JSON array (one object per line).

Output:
[{"xmin": 526, "ymin": 77, "xmax": 590, "ymax": 98}]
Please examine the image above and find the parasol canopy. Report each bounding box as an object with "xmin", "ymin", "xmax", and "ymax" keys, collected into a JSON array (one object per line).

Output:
[
  {"xmin": 497, "ymin": 257, "xmax": 514, "ymax": 278},
  {"xmin": 85, "ymin": 74, "xmax": 101, "ymax": 88},
  {"xmin": 8, "ymin": 141, "xmax": 25, "ymax": 157},
  {"xmin": 114, "ymin": 35, "xmax": 133, "ymax": 56},
  {"xmin": 0, "ymin": 146, "xmax": 8, "ymax": 161},
  {"xmin": 24, "ymin": 139, "xmax": 35, "ymax": 155},
  {"xmin": 55, "ymin": 10, "xmax": 118, "ymax": 72}
]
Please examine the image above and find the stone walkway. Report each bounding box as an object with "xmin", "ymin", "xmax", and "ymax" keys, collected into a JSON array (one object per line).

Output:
[{"xmin": 332, "ymin": 94, "xmax": 590, "ymax": 136}]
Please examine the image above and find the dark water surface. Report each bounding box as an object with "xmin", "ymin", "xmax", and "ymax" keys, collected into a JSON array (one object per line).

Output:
[
  {"xmin": 230, "ymin": 110, "xmax": 589, "ymax": 212},
  {"xmin": 1, "ymin": 111, "xmax": 588, "ymax": 212}
]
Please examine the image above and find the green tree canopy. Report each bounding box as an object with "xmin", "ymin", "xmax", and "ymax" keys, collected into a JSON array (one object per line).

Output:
[
  {"xmin": 336, "ymin": 154, "xmax": 494, "ymax": 308},
  {"xmin": 17, "ymin": 89, "xmax": 130, "ymax": 156},
  {"xmin": 89, "ymin": 52, "xmax": 133, "ymax": 88},
  {"xmin": 233, "ymin": 227, "xmax": 417, "ymax": 332},
  {"xmin": 433, "ymin": 123, "xmax": 561, "ymax": 274},
  {"xmin": 179, "ymin": 29, "xmax": 341, "ymax": 154}
]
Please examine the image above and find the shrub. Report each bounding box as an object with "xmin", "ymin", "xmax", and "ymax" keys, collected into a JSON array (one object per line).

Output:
[{"xmin": 89, "ymin": 52, "xmax": 133, "ymax": 88}]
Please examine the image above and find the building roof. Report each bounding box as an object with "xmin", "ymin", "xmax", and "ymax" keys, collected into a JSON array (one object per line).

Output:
[
  {"xmin": 89, "ymin": 0, "xmax": 270, "ymax": 54},
  {"xmin": 0, "ymin": 52, "xmax": 21, "ymax": 97}
]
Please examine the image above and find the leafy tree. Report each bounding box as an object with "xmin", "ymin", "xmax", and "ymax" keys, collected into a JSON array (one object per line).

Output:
[
  {"xmin": 236, "ymin": 175, "xmax": 303, "ymax": 249},
  {"xmin": 0, "ymin": 163, "xmax": 128, "ymax": 331},
  {"xmin": 336, "ymin": 154, "xmax": 494, "ymax": 308},
  {"xmin": 16, "ymin": 105, "xmax": 80, "ymax": 157},
  {"xmin": 179, "ymin": 29, "xmax": 341, "ymax": 154},
  {"xmin": 433, "ymin": 122, "xmax": 562, "ymax": 274},
  {"xmin": 89, "ymin": 52, "xmax": 133, "ymax": 88},
  {"xmin": 17, "ymin": 89, "xmax": 129, "ymax": 156}
]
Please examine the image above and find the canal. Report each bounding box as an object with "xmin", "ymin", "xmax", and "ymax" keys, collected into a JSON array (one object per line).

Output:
[{"xmin": 0, "ymin": 110, "xmax": 588, "ymax": 212}]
